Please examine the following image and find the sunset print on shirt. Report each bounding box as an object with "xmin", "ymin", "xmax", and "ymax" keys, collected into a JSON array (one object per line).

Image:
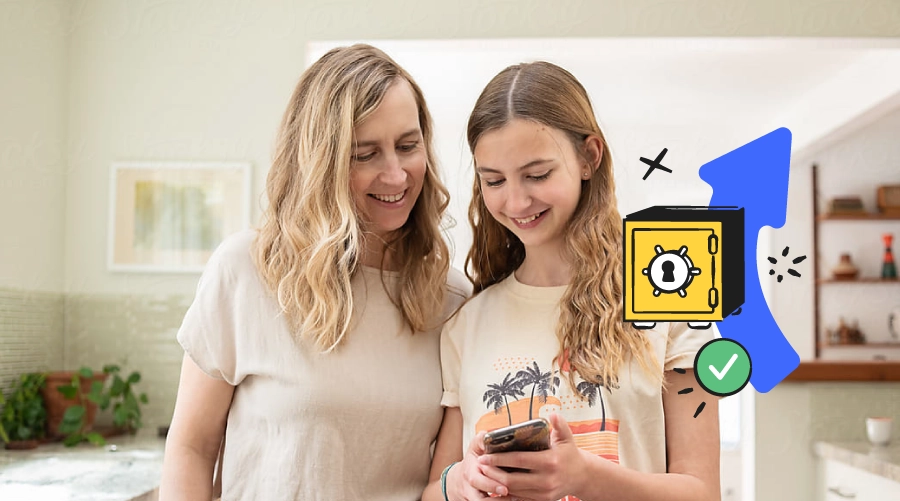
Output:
[{"xmin": 475, "ymin": 356, "xmax": 621, "ymax": 465}]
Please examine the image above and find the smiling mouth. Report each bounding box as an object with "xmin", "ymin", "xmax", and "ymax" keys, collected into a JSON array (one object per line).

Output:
[
  {"xmin": 512, "ymin": 209, "xmax": 548, "ymax": 225},
  {"xmin": 369, "ymin": 190, "xmax": 406, "ymax": 203}
]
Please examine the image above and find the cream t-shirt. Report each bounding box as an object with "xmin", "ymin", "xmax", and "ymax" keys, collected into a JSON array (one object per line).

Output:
[
  {"xmin": 177, "ymin": 229, "xmax": 470, "ymax": 501},
  {"xmin": 441, "ymin": 272, "xmax": 713, "ymax": 486}
]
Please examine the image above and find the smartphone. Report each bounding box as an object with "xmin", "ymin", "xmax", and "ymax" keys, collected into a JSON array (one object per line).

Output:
[{"xmin": 483, "ymin": 418, "xmax": 550, "ymax": 455}]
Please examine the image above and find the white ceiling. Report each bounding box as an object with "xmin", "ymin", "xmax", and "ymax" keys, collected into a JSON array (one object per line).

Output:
[{"xmin": 308, "ymin": 38, "xmax": 900, "ymax": 130}]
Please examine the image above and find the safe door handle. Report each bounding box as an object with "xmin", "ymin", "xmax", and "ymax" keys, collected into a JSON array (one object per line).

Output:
[
  {"xmin": 827, "ymin": 486, "xmax": 856, "ymax": 499},
  {"xmin": 708, "ymin": 234, "xmax": 719, "ymax": 255}
]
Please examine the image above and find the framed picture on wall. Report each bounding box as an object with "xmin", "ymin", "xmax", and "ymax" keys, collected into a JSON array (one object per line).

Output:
[{"xmin": 107, "ymin": 161, "xmax": 252, "ymax": 273}]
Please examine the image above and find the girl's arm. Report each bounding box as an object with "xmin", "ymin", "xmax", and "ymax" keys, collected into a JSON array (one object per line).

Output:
[
  {"xmin": 423, "ymin": 406, "xmax": 511, "ymax": 501},
  {"xmin": 159, "ymin": 354, "xmax": 235, "ymax": 501},
  {"xmin": 423, "ymin": 407, "xmax": 464, "ymax": 501},
  {"xmin": 479, "ymin": 369, "xmax": 721, "ymax": 501}
]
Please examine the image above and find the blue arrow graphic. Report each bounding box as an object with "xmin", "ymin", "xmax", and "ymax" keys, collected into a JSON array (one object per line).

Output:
[{"xmin": 698, "ymin": 127, "xmax": 799, "ymax": 393}]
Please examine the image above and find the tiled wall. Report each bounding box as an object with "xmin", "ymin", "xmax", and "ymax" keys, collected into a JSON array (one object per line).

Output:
[
  {"xmin": 0, "ymin": 287, "xmax": 190, "ymax": 431},
  {"xmin": 65, "ymin": 293, "xmax": 192, "ymax": 430},
  {"xmin": 809, "ymin": 383, "xmax": 900, "ymax": 442},
  {"xmin": 0, "ymin": 287, "xmax": 65, "ymax": 394}
]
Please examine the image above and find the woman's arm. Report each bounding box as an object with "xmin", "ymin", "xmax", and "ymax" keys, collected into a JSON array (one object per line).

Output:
[
  {"xmin": 479, "ymin": 369, "xmax": 721, "ymax": 501},
  {"xmin": 159, "ymin": 354, "xmax": 235, "ymax": 501}
]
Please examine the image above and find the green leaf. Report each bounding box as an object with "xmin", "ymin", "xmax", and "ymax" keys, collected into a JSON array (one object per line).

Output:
[
  {"xmin": 63, "ymin": 433, "xmax": 83, "ymax": 447},
  {"xmin": 127, "ymin": 372, "xmax": 141, "ymax": 384},
  {"xmin": 63, "ymin": 405, "xmax": 86, "ymax": 423},
  {"xmin": 110, "ymin": 377, "xmax": 126, "ymax": 397},
  {"xmin": 85, "ymin": 432, "xmax": 106, "ymax": 446},
  {"xmin": 113, "ymin": 406, "xmax": 129, "ymax": 426},
  {"xmin": 16, "ymin": 425, "xmax": 31, "ymax": 440},
  {"xmin": 90, "ymin": 380, "xmax": 104, "ymax": 394},
  {"xmin": 103, "ymin": 364, "xmax": 120, "ymax": 374},
  {"xmin": 139, "ymin": 393, "xmax": 148, "ymax": 404},
  {"xmin": 23, "ymin": 405, "xmax": 40, "ymax": 423},
  {"xmin": 78, "ymin": 367, "xmax": 93, "ymax": 379},
  {"xmin": 58, "ymin": 420, "xmax": 81, "ymax": 434},
  {"xmin": 57, "ymin": 385, "xmax": 78, "ymax": 399},
  {"xmin": 99, "ymin": 394, "xmax": 111, "ymax": 411},
  {"xmin": 87, "ymin": 381, "xmax": 105, "ymax": 404},
  {"xmin": 0, "ymin": 424, "xmax": 9, "ymax": 443}
]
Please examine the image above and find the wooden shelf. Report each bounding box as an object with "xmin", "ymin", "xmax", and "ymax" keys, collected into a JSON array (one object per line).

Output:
[
  {"xmin": 817, "ymin": 213, "xmax": 900, "ymax": 221},
  {"xmin": 817, "ymin": 278, "xmax": 900, "ymax": 284},
  {"xmin": 819, "ymin": 343, "xmax": 900, "ymax": 349},
  {"xmin": 785, "ymin": 361, "xmax": 900, "ymax": 381},
  {"xmin": 810, "ymin": 165, "xmax": 900, "ymax": 368}
]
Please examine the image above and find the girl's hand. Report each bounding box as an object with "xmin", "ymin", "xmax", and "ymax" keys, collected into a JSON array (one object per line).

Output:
[
  {"xmin": 477, "ymin": 414, "xmax": 590, "ymax": 501},
  {"xmin": 447, "ymin": 431, "xmax": 511, "ymax": 500}
]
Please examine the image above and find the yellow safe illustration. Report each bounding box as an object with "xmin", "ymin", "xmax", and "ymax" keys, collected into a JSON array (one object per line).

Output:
[{"xmin": 623, "ymin": 206, "xmax": 744, "ymax": 329}]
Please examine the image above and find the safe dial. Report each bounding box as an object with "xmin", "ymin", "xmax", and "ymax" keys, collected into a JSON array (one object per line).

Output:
[{"xmin": 642, "ymin": 245, "xmax": 702, "ymax": 298}]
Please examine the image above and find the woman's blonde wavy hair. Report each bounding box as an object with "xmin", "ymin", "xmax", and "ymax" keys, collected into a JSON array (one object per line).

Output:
[
  {"xmin": 254, "ymin": 44, "xmax": 451, "ymax": 352},
  {"xmin": 465, "ymin": 61, "xmax": 660, "ymax": 391}
]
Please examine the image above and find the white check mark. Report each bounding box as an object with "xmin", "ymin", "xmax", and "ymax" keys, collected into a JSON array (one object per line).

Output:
[{"xmin": 709, "ymin": 354, "xmax": 738, "ymax": 380}]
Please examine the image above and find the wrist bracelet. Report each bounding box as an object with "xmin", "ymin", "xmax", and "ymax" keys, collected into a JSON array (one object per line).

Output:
[{"xmin": 440, "ymin": 461, "xmax": 458, "ymax": 501}]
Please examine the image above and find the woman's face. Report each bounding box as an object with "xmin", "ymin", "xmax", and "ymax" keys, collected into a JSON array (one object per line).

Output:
[
  {"xmin": 349, "ymin": 78, "xmax": 427, "ymax": 239},
  {"xmin": 474, "ymin": 118, "xmax": 590, "ymax": 254}
]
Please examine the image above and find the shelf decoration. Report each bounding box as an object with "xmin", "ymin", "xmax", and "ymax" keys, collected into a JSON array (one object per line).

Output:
[
  {"xmin": 883, "ymin": 233, "xmax": 897, "ymax": 279},
  {"xmin": 876, "ymin": 185, "xmax": 900, "ymax": 216},
  {"xmin": 827, "ymin": 195, "xmax": 865, "ymax": 216},
  {"xmin": 890, "ymin": 308, "xmax": 900, "ymax": 342},
  {"xmin": 831, "ymin": 253, "xmax": 859, "ymax": 280},
  {"xmin": 827, "ymin": 318, "xmax": 866, "ymax": 345}
]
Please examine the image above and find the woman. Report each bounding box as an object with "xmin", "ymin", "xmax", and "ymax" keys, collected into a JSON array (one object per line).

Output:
[
  {"xmin": 425, "ymin": 61, "xmax": 720, "ymax": 501},
  {"xmin": 160, "ymin": 44, "xmax": 469, "ymax": 500}
]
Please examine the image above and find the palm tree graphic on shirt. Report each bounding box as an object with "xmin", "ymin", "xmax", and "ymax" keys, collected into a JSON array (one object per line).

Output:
[
  {"xmin": 576, "ymin": 381, "xmax": 607, "ymax": 431},
  {"xmin": 478, "ymin": 358, "xmax": 622, "ymax": 475},
  {"xmin": 483, "ymin": 372, "xmax": 525, "ymax": 426},
  {"xmin": 515, "ymin": 361, "xmax": 560, "ymax": 420}
]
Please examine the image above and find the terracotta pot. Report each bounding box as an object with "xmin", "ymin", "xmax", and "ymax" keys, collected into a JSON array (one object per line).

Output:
[
  {"xmin": 40, "ymin": 371, "xmax": 108, "ymax": 439},
  {"xmin": 5, "ymin": 439, "xmax": 40, "ymax": 450}
]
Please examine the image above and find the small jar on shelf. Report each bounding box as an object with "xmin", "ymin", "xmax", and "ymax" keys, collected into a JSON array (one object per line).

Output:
[{"xmin": 831, "ymin": 253, "xmax": 859, "ymax": 280}]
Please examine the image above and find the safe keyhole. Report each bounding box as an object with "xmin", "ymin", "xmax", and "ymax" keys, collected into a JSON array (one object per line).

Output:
[{"xmin": 661, "ymin": 261, "xmax": 675, "ymax": 282}]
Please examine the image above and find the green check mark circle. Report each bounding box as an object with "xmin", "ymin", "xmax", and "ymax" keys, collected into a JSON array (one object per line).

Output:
[{"xmin": 694, "ymin": 338, "xmax": 752, "ymax": 397}]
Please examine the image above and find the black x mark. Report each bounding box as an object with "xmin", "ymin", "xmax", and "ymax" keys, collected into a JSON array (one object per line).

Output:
[{"xmin": 639, "ymin": 148, "xmax": 673, "ymax": 180}]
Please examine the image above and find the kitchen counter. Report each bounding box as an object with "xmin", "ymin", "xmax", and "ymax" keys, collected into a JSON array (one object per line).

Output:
[
  {"xmin": 814, "ymin": 440, "xmax": 900, "ymax": 482},
  {"xmin": 0, "ymin": 430, "xmax": 165, "ymax": 501}
]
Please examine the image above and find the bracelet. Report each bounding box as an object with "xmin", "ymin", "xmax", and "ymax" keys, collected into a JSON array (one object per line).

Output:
[{"xmin": 440, "ymin": 461, "xmax": 458, "ymax": 501}]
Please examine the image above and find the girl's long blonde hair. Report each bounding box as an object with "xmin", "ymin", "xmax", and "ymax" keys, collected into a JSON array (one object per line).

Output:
[
  {"xmin": 466, "ymin": 61, "xmax": 658, "ymax": 391},
  {"xmin": 254, "ymin": 44, "xmax": 451, "ymax": 352}
]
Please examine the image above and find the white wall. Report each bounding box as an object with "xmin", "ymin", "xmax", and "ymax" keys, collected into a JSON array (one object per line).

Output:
[
  {"xmin": 58, "ymin": 0, "xmax": 900, "ymax": 296},
  {"xmin": 0, "ymin": 0, "xmax": 69, "ymax": 292}
]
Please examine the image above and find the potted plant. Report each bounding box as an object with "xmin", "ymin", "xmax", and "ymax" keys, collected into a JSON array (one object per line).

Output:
[
  {"xmin": 101, "ymin": 364, "xmax": 149, "ymax": 434},
  {"xmin": 0, "ymin": 373, "xmax": 48, "ymax": 450},
  {"xmin": 50, "ymin": 365, "xmax": 149, "ymax": 447},
  {"xmin": 41, "ymin": 367, "xmax": 107, "ymax": 444}
]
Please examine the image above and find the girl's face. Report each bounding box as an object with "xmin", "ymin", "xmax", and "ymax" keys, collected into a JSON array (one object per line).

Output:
[
  {"xmin": 474, "ymin": 119, "xmax": 590, "ymax": 254},
  {"xmin": 350, "ymin": 78, "xmax": 427, "ymax": 239}
]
